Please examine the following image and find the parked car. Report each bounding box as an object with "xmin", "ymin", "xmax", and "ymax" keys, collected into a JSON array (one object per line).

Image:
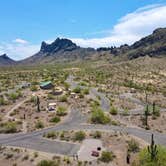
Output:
[{"xmin": 91, "ymin": 151, "xmax": 99, "ymax": 157}]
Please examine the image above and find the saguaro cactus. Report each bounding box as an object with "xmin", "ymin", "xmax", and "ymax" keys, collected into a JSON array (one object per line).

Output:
[
  {"xmin": 144, "ymin": 104, "xmax": 149, "ymax": 127},
  {"xmin": 36, "ymin": 96, "xmax": 40, "ymax": 112},
  {"xmin": 148, "ymin": 134, "xmax": 158, "ymax": 161}
]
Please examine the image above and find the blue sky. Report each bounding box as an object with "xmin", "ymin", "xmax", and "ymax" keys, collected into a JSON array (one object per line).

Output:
[{"xmin": 0, "ymin": 0, "xmax": 166, "ymax": 60}]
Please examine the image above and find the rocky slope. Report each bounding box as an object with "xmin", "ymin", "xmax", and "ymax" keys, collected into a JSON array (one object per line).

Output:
[
  {"xmin": 0, "ymin": 54, "xmax": 16, "ymax": 66},
  {"xmin": 0, "ymin": 27, "xmax": 166, "ymax": 66},
  {"xmin": 20, "ymin": 38, "xmax": 96, "ymax": 64},
  {"xmin": 97, "ymin": 28, "xmax": 166, "ymax": 59}
]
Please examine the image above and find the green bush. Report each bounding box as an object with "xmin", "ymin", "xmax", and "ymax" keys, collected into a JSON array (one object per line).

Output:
[
  {"xmin": 47, "ymin": 94, "xmax": 55, "ymax": 100},
  {"xmin": 127, "ymin": 139, "xmax": 140, "ymax": 153},
  {"xmin": 79, "ymin": 81, "xmax": 87, "ymax": 86},
  {"xmin": 82, "ymin": 88, "xmax": 89, "ymax": 95},
  {"xmin": 110, "ymin": 106, "xmax": 118, "ymax": 115},
  {"xmin": 132, "ymin": 146, "xmax": 166, "ymax": 166},
  {"xmin": 9, "ymin": 92, "xmax": 21, "ymax": 101},
  {"xmin": 37, "ymin": 160, "xmax": 59, "ymax": 166},
  {"xmin": 50, "ymin": 116, "xmax": 60, "ymax": 123},
  {"xmin": 92, "ymin": 131, "xmax": 102, "ymax": 139},
  {"xmin": 44, "ymin": 131, "xmax": 57, "ymax": 139},
  {"xmin": 0, "ymin": 96, "xmax": 6, "ymax": 105},
  {"xmin": 35, "ymin": 121, "xmax": 44, "ymax": 129},
  {"xmin": 0, "ymin": 122, "xmax": 17, "ymax": 133},
  {"xmin": 91, "ymin": 108, "xmax": 110, "ymax": 124},
  {"xmin": 122, "ymin": 109, "xmax": 129, "ymax": 116},
  {"xmin": 63, "ymin": 82, "xmax": 70, "ymax": 90},
  {"xmin": 99, "ymin": 151, "xmax": 115, "ymax": 163},
  {"xmin": 30, "ymin": 85, "xmax": 38, "ymax": 91},
  {"xmin": 73, "ymin": 86, "xmax": 81, "ymax": 93},
  {"xmin": 90, "ymin": 100, "xmax": 100, "ymax": 108},
  {"xmin": 56, "ymin": 106, "xmax": 67, "ymax": 116},
  {"xmin": 73, "ymin": 131, "xmax": 86, "ymax": 142},
  {"xmin": 29, "ymin": 96, "xmax": 36, "ymax": 103},
  {"xmin": 59, "ymin": 95, "xmax": 68, "ymax": 102}
]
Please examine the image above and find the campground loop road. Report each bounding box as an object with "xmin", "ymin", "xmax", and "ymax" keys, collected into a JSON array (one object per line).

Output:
[{"xmin": 0, "ymin": 75, "xmax": 166, "ymax": 156}]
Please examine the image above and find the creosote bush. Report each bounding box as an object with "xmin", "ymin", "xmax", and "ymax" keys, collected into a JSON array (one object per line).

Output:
[
  {"xmin": 110, "ymin": 106, "xmax": 118, "ymax": 115},
  {"xmin": 91, "ymin": 108, "xmax": 110, "ymax": 124},
  {"xmin": 73, "ymin": 131, "xmax": 86, "ymax": 142},
  {"xmin": 127, "ymin": 139, "xmax": 140, "ymax": 153},
  {"xmin": 99, "ymin": 151, "xmax": 115, "ymax": 163},
  {"xmin": 56, "ymin": 106, "xmax": 67, "ymax": 116}
]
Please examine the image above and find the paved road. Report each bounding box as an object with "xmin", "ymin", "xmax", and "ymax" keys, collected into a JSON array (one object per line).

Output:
[{"xmin": 0, "ymin": 76, "xmax": 166, "ymax": 156}]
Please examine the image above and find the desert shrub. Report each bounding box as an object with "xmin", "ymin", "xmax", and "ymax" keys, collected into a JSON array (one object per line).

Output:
[
  {"xmin": 37, "ymin": 160, "xmax": 59, "ymax": 166},
  {"xmin": 30, "ymin": 85, "xmax": 38, "ymax": 91},
  {"xmin": 73, "ymin": 86, "xmax": 81, "ymax": 93},
  {"xmin": 152, "ymin": 107, "xmax": 160, "ymax": 117},
  {"xmin": 5, "ymin": 153, "xmax": 14, "ymax": 159},
  {"xmin": 59, "ymin": 95, "xmax": 68, "ymax": 102},
  {"xmin": 35, "ymin": 121, "xmax": 44, "ymax": 129},
  {"xmin": 73, "ymin": 131, "xmax": 86, "ymax": 142},
  {"xmin": 63, "ymin": 82, "xmax": 70, "ymax": 90},
  {"xmin": 56, "ymin": 106, "xmax": 67, "ymax": 116},
  {"xmin": 122, "ymin": 108, "xmax": 129, "ymax": 116},
  {"xmin": 79, "ymin": 81, "xmax": 87, "ymax": 86},
  {"xmin": 47, "ymin": 94, "xmax": 55, "ymax": 100},
  {"xmin": 50, "ymin": 116, "xmax": 60, "ymax": 123},
  {"xmin": 44, "ymin": 131, "xmax": 58, "ymax": 139},
  {"xmin": 127, "ymin": 139, "xmax": 140, "ymax": 153},
  {"xmin": 110, "ymin": 106, "xmax": 118, "ymax": 115},
  {"xmin": 82, "ymin": 88, "xmax": 89, "ymax": 95},
  {"xmin": 91, "ymin": 108, "xmax": 110, "ymax": 124},
  {"xmin": 0, "ymin": 122, "xmax": 17, "ymax": 133},
  {"xmin": 9, "ymin": 92, "xmax": 21, "ymax": 101},
  {"xmin": 22, "ymin": 154, "xmax": 29, "ymax": 161},
  {"xmin": 90, "ymin": 100, "xmax": 100, "ymax": 108},
  {"xmin": 132, "ymin": 146, "xmax": 166, "ymax": 166},
  {"xmin": 29, "ymin": 96, "xmax": 36, "ymax": 103},
  {"xmin": 92, "ymin": 131, "xmax": 102, "ymax": 139},
  {"xmin": 33, "ymin": 152, "xmax": 38, "ymax": 158},
  {"xmin": 0, "ymin": 96, "xmax": 6, "ymax": 105},
  {"xmin": 99, "ymin": 151, "xmax": 115, "ymax": 163}
]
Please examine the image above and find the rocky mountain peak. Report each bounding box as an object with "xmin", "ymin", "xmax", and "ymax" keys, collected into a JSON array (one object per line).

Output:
[
  {"xmin": 40, "ymin": 38, "xmax": 78, "ymax": 53},
  {"xmin": 0, "ymin": 54, "xmax": 8, "ymax": 59},
  {"xmin": 0, "ymin": 54, "xmax": 16, "ymax": 66}
]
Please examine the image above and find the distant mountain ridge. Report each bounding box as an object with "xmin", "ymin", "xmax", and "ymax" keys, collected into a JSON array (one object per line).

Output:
[
  {"xmin": 97, "ymin": 27, "xmax": 166, "ymax": 59},
  {"xmin": 20, "ymin": 38, "xmax": 96, "ymax": 64},
  {"xmin": 0, "ymin": 54, "xmax": 16, "ymax": 66},
  {"xmin": 0, "ymin": 27, "xmax": 166, "ymax": 66}
]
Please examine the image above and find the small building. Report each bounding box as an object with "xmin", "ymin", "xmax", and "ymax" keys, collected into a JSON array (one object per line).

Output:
[{"xmin": 40, "ymin": 81, "xmax": 53, "ymax": 90}]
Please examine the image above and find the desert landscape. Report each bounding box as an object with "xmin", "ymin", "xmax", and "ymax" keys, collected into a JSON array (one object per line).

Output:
[{"xmin": 0, "ymin": 1, "xmax": 166, "ymax": 166}]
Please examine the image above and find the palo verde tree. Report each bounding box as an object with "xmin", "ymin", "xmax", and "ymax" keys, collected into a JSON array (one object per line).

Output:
[{"xmin": 148, "ymin": 134, "xmax": 158, "ymax": 161}]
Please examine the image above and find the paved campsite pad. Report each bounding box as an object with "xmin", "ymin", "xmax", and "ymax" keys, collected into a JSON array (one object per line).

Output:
[{"xmin": 78, "ymin": 139, "xmax": 104, "ymax": 161}]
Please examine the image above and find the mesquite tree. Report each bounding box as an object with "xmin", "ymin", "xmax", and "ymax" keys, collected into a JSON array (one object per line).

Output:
[{"xmin": 148, "ymin": 134, "xmax": 158, "ymax": 161}]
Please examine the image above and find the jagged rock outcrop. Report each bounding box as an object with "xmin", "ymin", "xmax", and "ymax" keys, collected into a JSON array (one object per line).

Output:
[{"xmin": 20, "ymin": 38, "xmax": 96, "ymax": 64}]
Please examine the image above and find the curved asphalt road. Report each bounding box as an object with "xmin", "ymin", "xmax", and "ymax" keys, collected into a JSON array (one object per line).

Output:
[{"xmin": 0, "ymin": 76, "xmax": 166, "ymax": 156}]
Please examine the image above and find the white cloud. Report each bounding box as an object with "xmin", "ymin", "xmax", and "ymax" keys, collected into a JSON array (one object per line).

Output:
[
  {"xmin": 0, "ymin": 41, "xmax": 39, "ymax": 60},
  {"xmin": 71, "ymin": 4, "xmax": 166, "ymax": 48},
  {"xmin": 13, "ymin": 38, "xmax": 28, "ymax": 44},
  {"xmin": 1, "ymin": 4, "xmax": 166, "ymax": 60}
]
